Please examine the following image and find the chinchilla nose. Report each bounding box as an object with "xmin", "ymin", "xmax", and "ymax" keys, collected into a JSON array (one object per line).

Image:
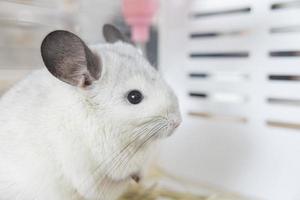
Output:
[
  {"xmin": 169, "ymin": 119, "xmax": 181, "ymax": 129},
  {"xmin": 167, "ymin": 113, "xmax": 182, "ymax": 129}
]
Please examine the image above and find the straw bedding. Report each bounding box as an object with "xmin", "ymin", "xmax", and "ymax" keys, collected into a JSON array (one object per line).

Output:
[{"xmin": 118, "ymin": 167, "xmax": 247, "ymax": 200}]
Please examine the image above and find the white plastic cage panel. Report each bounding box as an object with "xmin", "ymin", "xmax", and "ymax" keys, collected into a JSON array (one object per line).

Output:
[
  {"xmin": 0, "ymin": 0, "xmax": 79, "ymax": 94},
  {"xmin": 159, "ymin": 0, "xmax": 300, "ymax": 200}
]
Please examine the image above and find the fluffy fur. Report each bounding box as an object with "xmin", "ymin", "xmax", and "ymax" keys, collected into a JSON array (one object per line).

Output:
[{"xmin": 0, "ymin": 42, "xmax": 181, "ymax": 200}]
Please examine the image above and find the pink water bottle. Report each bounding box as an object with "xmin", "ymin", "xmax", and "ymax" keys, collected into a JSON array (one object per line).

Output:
[{"xmin": 122, "ymin": 0, "xmax": 158, "ymax": 46}]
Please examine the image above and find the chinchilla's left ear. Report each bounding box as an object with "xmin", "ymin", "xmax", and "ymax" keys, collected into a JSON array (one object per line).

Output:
[
  {"xmin": 102, "ymin": 24, "xmax": 132, "ymax": 44},
  {"xmin": 41, "ymin": 30, "xmax": 101, "ymax": 88}
]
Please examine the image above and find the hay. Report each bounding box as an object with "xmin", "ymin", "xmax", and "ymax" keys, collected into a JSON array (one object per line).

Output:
[
  {"xmin": 118, "ymin": 167, "xmax": 247, "ymax": 200},
  {"xmin": 119, "ymin": 184, "xmax": 207, "ymax": 200},
  {"xmin": 119, "ymin": 183, "xmax": 244, "ymax": 200}
]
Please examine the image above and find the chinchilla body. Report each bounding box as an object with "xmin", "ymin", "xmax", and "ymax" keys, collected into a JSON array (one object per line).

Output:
[{"xmin": 0, "ymin": 25, "xmax": 181, "ymax": 200}]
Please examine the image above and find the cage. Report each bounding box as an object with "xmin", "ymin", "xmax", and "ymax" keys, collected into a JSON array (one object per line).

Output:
[
  {"xmin": 158, "ymin": 0, "xmax": 300, "ymax": 200},
  {"xmin": 0, "ymin": 0, "xmax": 300, "ymax": 200}
]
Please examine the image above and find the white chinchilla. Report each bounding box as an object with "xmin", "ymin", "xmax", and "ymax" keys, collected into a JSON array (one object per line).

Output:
[{"xmin": 0, "ymin": 24, "xmax": 181, "ymax": 200}]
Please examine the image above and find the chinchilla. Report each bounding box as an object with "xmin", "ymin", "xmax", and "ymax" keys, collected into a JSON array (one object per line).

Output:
[{"xmin": 0, "ymin": 24, "xmax": 181, "ymax": 200}]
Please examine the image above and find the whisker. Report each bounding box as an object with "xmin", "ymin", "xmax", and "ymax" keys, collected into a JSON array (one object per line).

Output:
[
  {"xmin": 96, "ymin": 122, "xmax": 165, "ymax": 198},
  {"xmin": 73, "ymin": 116, "xmax": 168, "ymax": 199},
  {"xmin": 99, "ymin": 123, "xmax": 168, "ymax": 199},
  {"xmin": 78, "ymin": 120, "xmax": 162, "ymax": 198},
  {"xmin": 72, "ymin": 125, "xmax": 149, "ymax": 199}
]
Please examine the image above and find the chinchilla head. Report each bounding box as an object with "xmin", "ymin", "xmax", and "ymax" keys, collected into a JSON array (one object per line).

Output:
[{"xmin": 40, "ymin": 24, "xmax": 181, "ymax": 180}]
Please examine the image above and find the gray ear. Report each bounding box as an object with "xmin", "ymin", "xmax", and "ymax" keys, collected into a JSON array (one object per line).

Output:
[
  {"xmin": 103, "ymin": 24, "xmax": 131, "ymax": 44},
  {"xmin": 41, "ymin": 30, "xmax": 101, "ymax": 87}
]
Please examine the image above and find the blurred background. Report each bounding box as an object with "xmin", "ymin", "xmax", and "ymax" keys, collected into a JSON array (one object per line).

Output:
[{"xmin": 1, "ymin": 0, "xmax": 300, "ymax": 200}]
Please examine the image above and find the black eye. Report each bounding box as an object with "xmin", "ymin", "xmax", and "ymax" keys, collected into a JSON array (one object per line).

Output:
[{"xmin": 127, "ymin": 90, "xmax": 143, "ymax": 104}]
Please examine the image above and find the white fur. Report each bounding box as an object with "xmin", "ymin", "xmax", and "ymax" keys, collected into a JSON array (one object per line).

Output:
[{"xmin": 0, "ymin": 42, "xmax": 181, "ymax": 200}]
